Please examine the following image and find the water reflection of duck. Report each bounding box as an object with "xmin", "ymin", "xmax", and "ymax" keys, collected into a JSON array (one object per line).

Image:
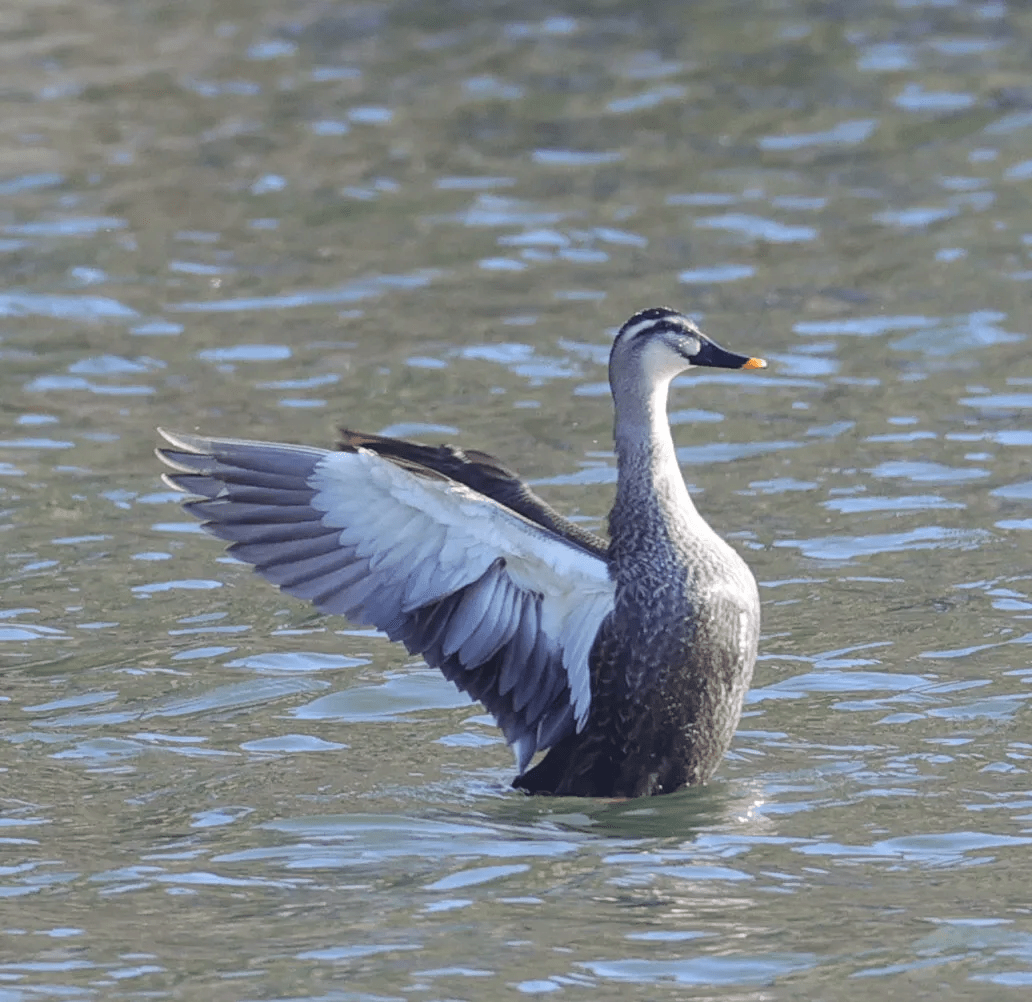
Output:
[{"xmin": 156, "ymin": 307, "xmax": 767, "ymax": 798}]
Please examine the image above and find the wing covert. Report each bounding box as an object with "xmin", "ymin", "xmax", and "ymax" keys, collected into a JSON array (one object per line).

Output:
[{"xmin": 156, "ymin": 429, "xmax": 614, "ymax": 769}]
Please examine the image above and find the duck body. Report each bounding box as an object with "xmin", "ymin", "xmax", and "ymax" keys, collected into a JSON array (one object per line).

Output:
[
  {"xmin": 516, "ymin": 315, "xmax": 762, "ymax": 795},
  {"xmin": 523, "ymin": 524, "xmax": 760, "ymax": 796},
  {"xmin": 157, "ymin": 307, "xmax": 765, "ymax": 798}
]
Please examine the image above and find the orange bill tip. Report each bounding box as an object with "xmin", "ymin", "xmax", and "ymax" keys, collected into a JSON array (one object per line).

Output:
[{"xmin": 742, "ymin": 356, "xmax": 767, "ymax": 370}]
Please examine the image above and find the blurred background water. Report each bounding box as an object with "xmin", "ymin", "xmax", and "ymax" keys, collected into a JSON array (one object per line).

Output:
[{"xmin": 1, "ymin": 0, "xmax": 1031, "ymax": 998}]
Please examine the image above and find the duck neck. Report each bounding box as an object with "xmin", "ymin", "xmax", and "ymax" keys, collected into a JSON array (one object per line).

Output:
[{"xmin": 609, "ymin": 369, "xmax": 708, "ymax": 563}]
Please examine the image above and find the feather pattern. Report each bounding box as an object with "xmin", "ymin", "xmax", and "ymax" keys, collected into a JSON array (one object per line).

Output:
[
  {"xmin": 156, "ymin": 305, "xmax": 767, "ymax": 798},
  {"xmin": 157, "ymin": 429, "xmax": 614, "ymax": 770}
]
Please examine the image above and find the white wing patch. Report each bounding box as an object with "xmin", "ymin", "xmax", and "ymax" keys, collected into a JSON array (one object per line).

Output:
[
  {"xmin": 309, "ymin": 448, "xmax": 613, "ymax": 730},
  {"xmin": 157, "ymin": 431, "xmax": 615, "ymax": 766}
]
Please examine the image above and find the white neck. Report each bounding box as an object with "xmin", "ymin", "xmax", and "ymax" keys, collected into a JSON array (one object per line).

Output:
[{"xmin": 610, "ymin": 365, "xmax": 710, "ymax": 541}]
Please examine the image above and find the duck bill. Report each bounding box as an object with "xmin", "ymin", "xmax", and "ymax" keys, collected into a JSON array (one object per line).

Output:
[{"xmin": 693, "ymin": 339, "xmax": 767, "ymax": 371}]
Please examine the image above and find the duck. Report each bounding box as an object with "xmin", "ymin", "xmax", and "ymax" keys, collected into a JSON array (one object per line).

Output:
[{"xmin": 156, "ymin": 306, "xmax": 767, "ymax": 798}]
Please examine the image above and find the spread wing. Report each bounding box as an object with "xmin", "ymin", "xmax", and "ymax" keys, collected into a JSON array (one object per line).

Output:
[
  {"xmin": 336, "ymin": 429, "xmax": 609, "ymax": 559},
  {"xmin": 156, "ymin": 429, "xmax": 615, "ymax": 770}
]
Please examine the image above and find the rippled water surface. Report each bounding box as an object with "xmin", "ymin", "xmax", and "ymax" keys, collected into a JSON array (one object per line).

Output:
[{"xmin": 2, "ymin": 1, "xmax": 1032, "ymax": 998}]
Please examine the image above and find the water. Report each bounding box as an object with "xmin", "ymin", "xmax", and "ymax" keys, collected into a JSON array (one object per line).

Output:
[{"xmin": 2, "ymin": 0, "xmax": 1031, "ymax": 997}]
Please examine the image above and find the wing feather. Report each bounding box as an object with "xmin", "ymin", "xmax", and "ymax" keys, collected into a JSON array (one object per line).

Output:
[
  {"xmin": 537, "ymin": 702, "xmax": 574, "ymax": 750},
  {"xmin": 196, "ymin": 519, "xmax": 334, "ymax": 546},
  {"xmin": 442, "ymin": 560, "xmax": 505, "ymax": 659},
  {"xmin": 318, "ymin": 568, "xmax": 383, "ymax": 617},
  {"xmin": 156, "ymin": 428, "xmax": 615, "ymax": 764},
  {"xmin": 458, "ymin": 569, "xmax": 518, "ymax": 666},
  {"xmin": 401, "ymin": 534, "xmax": 454, "ymax": 610},
  {"xmin": 353, "ymin": 576, "xmax": 410, "ymax": 627},
  {"xmin": 366, "ymin": 514, "xmax": 430, "ymax": 572},
  {"xmin": 521, "ymin": 645, "xmax": 563, "ymax": 721},
  {"xmin": 511, "ymin": 606, "xmax": 551, "ymax": 714},
  {"xmin": 260, "ymin": 546, "xmax": 357, "ymax": 588},
  {"xmin": 186, "ymin": 499, "xmax": 316, "ymax": 525},
  {"xmin": 401, "ymin": 592, "xmax": 451, "ymax": 651},
  {"xmin": 234, "ymin": 530, "xmax": 343, "ymax": 567},
  {"xmin": 283, "ymin": 559, "xmax": 368, "ymax": 604},
  {"xmin": 498, "ymin": 595, "xmax": 538, "ymax": 698},
  {"xmin": 181, "ymin": 481, "xmax": 318, "ymax": 507}
]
